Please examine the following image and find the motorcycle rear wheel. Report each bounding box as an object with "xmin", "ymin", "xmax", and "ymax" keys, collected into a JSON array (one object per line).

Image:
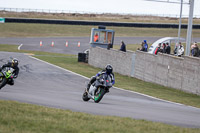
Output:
[
  {"xmin": 94, "ymin": 87, "xmax": 105, "ymax": 103},
  {"xmin": 82, "ymin": 90, "xmax": 90, "ymax": 101}
]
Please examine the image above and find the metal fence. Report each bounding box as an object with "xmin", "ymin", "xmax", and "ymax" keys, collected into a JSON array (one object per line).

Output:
[{"xmin": 1, "ymin": 7, "xmax": 199, "ymax": 18}]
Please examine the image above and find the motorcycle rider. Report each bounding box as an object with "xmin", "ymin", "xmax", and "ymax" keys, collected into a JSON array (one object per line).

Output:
[
  {"xmin": 87, "ymin": 64, "xmax": 115, "ymax": 92},
  {"xmin": 0, "ymin": 58, "xmax": 19, "ymax": 85}
]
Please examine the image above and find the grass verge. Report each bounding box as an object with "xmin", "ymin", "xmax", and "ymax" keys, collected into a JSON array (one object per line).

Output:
[
  {"xmin": 0, "ymin": 100, "xmax": 200, "ymax": 133},
  {"xmin": 1, "ymin": 44, "xmax": 200, "ymax": 108}
]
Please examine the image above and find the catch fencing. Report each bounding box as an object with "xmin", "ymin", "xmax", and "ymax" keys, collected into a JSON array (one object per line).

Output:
[{"xmin": 1, "ymin": 7, "xmax": 200, "ymax": 18}]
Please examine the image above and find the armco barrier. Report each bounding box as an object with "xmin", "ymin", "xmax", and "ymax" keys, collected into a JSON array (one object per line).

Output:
[
  {"xmin": 5, "ymin": 18, "xmax": 200, "ymax": 29},
  {"xmin": 88, "ymin": 47, "xmax": 200, "ymax": 95}
]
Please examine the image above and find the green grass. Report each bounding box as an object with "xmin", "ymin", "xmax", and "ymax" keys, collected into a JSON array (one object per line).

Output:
[
  {"xmin": 0, "ymin": 23, "xmax": 200, "ymax": 38},
  {"xmin": 0, "ymin": 100, "xmax": 200, "ymax": 133}
]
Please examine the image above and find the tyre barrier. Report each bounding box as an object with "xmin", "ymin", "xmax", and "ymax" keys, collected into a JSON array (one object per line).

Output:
[
  {"xmin": 78, "ymin": 53, "xmax": 88, "ymax": 63},
  {"xmin": 5, "ymin": 18, "xmax": 200, "ymax": 29}
]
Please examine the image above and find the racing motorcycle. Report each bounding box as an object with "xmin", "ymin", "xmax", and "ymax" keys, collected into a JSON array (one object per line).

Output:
[
  {"xmin": 0, "ymin": 67, "xmax": 14, "ymax": 90},
  {"xmin": 82, "ymin": 72, "xmax": 112, "ymax": 103}
]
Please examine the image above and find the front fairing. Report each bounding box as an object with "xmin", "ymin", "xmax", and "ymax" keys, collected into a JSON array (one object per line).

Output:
[
  {"xmin": 1, "ymin": 67, "xmax": 14, "ymax": 79},
  {"xmin": 95, "ymin": 73, "xmax": 112, "ymax": 88}
]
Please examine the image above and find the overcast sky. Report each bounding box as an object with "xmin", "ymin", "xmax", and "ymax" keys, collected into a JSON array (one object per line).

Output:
[{"xmin": 0, "ymin": 0, "xmax": 200, "ymax": 17}]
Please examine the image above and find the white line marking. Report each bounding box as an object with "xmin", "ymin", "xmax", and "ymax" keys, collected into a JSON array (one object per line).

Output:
[
  {"xmin": 29, "ymin": 56, "xmax": 199, "ymax": 109},
  {"xmin": 114, "ymin": 87, "xmax": 183, "ymax": 106},
  {"xmin": 29, "ymin": 56, "xmax": 89, "ymax": 80},
  {"xmin": 18, "ymin": 44, "xmax": 23, "ymax": 50}
]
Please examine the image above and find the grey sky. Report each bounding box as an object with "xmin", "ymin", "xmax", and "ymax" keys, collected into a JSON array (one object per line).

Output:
[{"xmin": 0, "ymin": 0, "xmax": 200, "ymax": 17}]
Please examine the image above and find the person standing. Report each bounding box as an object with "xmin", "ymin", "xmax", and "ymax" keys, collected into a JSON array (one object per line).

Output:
[
  {"xmin": 174, "ymin": 43, "xmax": 178, "ymax": 55},
  {"xmin": 190, "ymin": 42, "xmax": 195, "ymax": 56},
  {"xmin": 165, "ymin": 42, "xmax": 171, "ymax": 54},
  {"xmin": 177, "ymin": 42, "xmax": 184, "ymax": 57},
  {"xmin": 154, "ymin": 43, "xmax": 161, "ymax": 55},
  {"xmin": 193, "ymin": 42, "xmax": 199, "ymax": 57},
  {"xmin": 120, "ymin": 40, "xmax": 126, "ymax": 52},
  {"xmin": 162, "ymin": 43, "xmax": 166, "ymax": 53},
  {"xmin": 140, "ymin": 42, "xmax": 145, "ymax": 51},
  {"xmin": 94, "ymin": 33, "xmax": 99, "ymax": 42},
  {"xmin": 107, "ymin": 40, "xmax": 112, "ymax": 50},
  {"xmin": 144, "ymin": 40, "xmax": 148, "ymax": 52}
]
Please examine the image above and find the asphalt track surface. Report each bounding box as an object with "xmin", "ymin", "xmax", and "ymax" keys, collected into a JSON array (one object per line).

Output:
[
  {"xmin": 1, "ymin": 37, "xmax": 200, "ymax": 55},
  {"xmin": 0, "ymin": 52, "xmax": 200, "ymax": 128},
  {"xmin": 0, "ymin": 37, "xmax": 161, "ymax": 55}
]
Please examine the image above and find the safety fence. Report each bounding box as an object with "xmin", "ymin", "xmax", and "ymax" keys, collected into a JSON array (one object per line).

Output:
[{"xmin": 1, "ymin": 7, "xmax": 200, "ymax": 18}]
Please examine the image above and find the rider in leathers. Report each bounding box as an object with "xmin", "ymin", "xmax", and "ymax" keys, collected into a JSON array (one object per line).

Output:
[
  {"xmin": 0, "ymin": 58, "xmax": 19, "ymax": 86},
  {"xmin": 87, "ymin": 64, "xmax": 115, "ymax": 92}
]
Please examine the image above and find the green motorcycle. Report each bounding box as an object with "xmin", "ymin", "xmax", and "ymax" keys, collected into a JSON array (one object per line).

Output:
[{"xmin": 0, "ymin": 67, "xmax": 14, "ymax": 90}]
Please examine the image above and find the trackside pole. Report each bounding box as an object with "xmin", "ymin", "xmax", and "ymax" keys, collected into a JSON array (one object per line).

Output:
[{"xmin": 186, "ymin": 0, "xmax": 194, "ymax": 56}]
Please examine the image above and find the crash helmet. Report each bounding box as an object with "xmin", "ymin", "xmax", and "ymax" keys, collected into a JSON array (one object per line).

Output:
[
  {"xmin": 105, "ymin": 64, "xmax": 113, "ymax": 74},
  {"xmin": 12, "ymin": 58, "xmax": 19, "ymax": 67}
]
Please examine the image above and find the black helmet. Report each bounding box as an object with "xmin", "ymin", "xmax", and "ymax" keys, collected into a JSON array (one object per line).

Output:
[
  {"xmin": 12, "ymin": 58, "xmax": 18, "ymax": 67},
  {"xmin": 105, "ymin": 64, "xmax": 113, "ymax": 74}
]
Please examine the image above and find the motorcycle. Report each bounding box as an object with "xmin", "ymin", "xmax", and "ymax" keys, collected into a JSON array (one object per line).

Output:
[
  {"xmin": 0, "ymin": 67, "xmax": 14, "ymax": 90},
  {"xmin": 82, "ymin": 72, "xmax": 113, "ymax": 103}
]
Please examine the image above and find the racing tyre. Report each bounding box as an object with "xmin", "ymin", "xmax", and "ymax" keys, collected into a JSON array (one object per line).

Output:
[
  {"xmin": 0, "ymin": 77, "xmax": 7, "ymax": 90},
  {"xmin": 82, "ymin": 91, "xmax": 90, "ymax": 101},
  {"xmin": 94, "ymin": 87, "xmax": 106, "ymax": 103}
]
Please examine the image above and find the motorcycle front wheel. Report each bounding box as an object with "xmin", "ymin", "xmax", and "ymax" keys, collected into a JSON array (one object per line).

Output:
[
  {"xmin": 94, "ymin": 87, "xmax": 106, "ymax": 103},
  {"xmin": 0, "ymin": 77, "xmax": 7, "ymax": 90}
]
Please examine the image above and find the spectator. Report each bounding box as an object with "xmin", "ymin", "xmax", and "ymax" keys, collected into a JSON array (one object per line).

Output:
[
  {"xmin": 120, "ymin": 40, "xmax": 126, "ymax": 52},
  {"xmin": 154, "ymin": 43, "xmax": 161, "ymax": 55},
  {"xmin": 190, "ymin": 42, "xmax": 195, "ymax": 56},
  {"xmin": 144, "ymin": 40, "xmax": 148, "ymax": 52},
  {"xmin": 139, "ymin": 42, "xmax": 145, "ymax": 51},
  {"xmin": 162, "ymin": 43, "xmax": 166, "ymax": 53},
  {"xmin": 174, "ymin": 43, "xmax": 178, "ymax": 55},
  {"xmin": 193, "ymin": 42, "xmax": 199, "ymax": 57},
  {"xmin": 94, "ymin": 33, "xmax": 99, "ymax": 42},
  {"xmin": 177, "ymin": 42, "xmax": 184, "ymax": 57},
  {"xmin": 165, "ymin": 42, "xmax": 171, "ymax": 54},
  {"xmin": 107, "ymin": 40, "xmax": 112, "ymax": 50}
]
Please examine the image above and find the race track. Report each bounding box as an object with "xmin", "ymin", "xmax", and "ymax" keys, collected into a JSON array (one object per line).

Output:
[
  {"xmin": 0, "ymin": 52, "xmax": 200, "ymax": 128},
  {"xmin": 0, "ymin": 37, "xmax": 169, "ymax": 54},
  {"xmin": 1, "ymin": 37, "xmax": 200, "ymax": 55}
]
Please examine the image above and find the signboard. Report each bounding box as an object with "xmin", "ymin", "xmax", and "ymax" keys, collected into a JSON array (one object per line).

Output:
[{"xmin": 0, "ymin": 18, "xmax": 5, "ymax": 23}]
